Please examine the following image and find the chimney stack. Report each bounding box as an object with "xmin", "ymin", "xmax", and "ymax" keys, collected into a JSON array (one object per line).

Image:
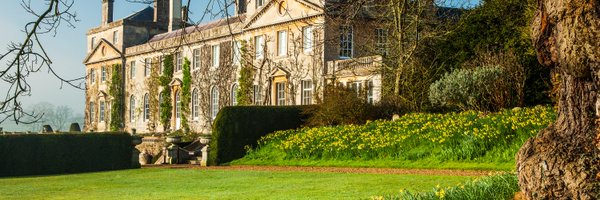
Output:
[
  {"xmin": 154, "ymin": 0, "xmax": 169, "ymax": 23},
  {"xmin": 181, "ymin": 6, "xmax": 189, "ymax": 23},
  {"xmin": 102, "ymin": 0, "xmax": 114, "ymax": 25},
  {"xmin": 168, "ymin": 0, "xmax": 182, "ymax": 32}
]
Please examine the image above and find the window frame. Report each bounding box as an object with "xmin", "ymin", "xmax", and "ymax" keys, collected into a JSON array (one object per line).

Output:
[
  {"xmin": 256, "ymin": 0, "xmax": 264, "ymax": 8},
  {"xmin": 101, "ymin": 66, "xmax": 106, "ymax": 83},
  {"xmin": 303, "ymin": 26, "xmax": 314, "ymax": 53},
  {"xmin": 113, "ymin": 30, "xmax": 119, "ymax": 44},
  {"xmin": 277, "ymin": 30, "xmax": 288, "ymax": 57},
  {"xmin": 301, "ymin": 80, "xmax": 313, "ymax": 105},
  {"xmin": 144, "ymin": 58, "xmax": 151, "ymax": 77},
  {"xmin": 339, "ymin": 25, "xmax": 354, "ymax": 59},
  {"xmin": 99, "ymin": 101, "xmax": 105, "ymax": 122},
  {"xmin": 143, "ymin": 94, "xmax": 150, "ymax": 121},
  {"xmin": 192, "ymin": 89, "xmax": 199, "ymax": 120},
  {"xmin": 231, "ymin": 84, "xmax": 238, "ymax": 106},
  {"xmin": 212, "ymin": 45, "xmax": 220, "ymax": 68},
  {"xmin": 367, "ymin": 80, "xmax": 374, "ymax": 104},
  {"xmin": 175, "ymin": 91, "xmax": 181, "ymax": 120},
  {"xmin": 90, "ymin": 69, "xmax": 96, "ymax": 85},
  {"xmin": 211, "ymin": 87, "xmax": 219, "ymax": 119},
  {"xmin": 375, "ymin": 28, "xmax": 388, "ymax": 56},
  {"xmin": 255, "ymin": 35, "xmax": 265, "ymax": 60},
  {"xmin": 276, "ymin": 82, "xmax": 286, "ymax": 106},
  {"xmin": 130, "ymin": 61, "xmax": 136, "ymax": 79},
  {"xmin": 176, "ymin": 52, "xmax": 183, "ymax": 72},
  {"xmin": 193, "ymin": 49, "xmax": 201, "ymax": 70}
]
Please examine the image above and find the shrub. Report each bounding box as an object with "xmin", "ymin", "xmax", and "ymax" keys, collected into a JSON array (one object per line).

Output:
[
  {"xmin": 305, "ymin": 86, "xmax": 377, "ymax": 126},
  {"xmin": 0, "ymin": 133, "xmax": 137, "ymax": 177},
  {"xmin": 209, "ymin": 106, "xmax": 312, "ymax": 165},
  {"xmin": 385, "ymin": 173, "xmax": 519, "ymax": 200},
  {"xmin": 429, "ymin": 66, "xmax": 506, "ymax": 111}
]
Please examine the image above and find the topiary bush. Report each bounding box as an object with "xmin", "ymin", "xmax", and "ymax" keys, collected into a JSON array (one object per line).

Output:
[
  {"xmin": 209, "ymin": 106, "xmax": 313, "ymax": 165},
  {"xmin": 0, "ymin": 133, "xmax": 136, "ymax": 177},
  {"xmin": 429, "ymin": 66, "xmax": 506, "ymax": 111}
]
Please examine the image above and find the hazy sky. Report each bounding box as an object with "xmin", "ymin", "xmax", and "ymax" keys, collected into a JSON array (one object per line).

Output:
[{"xmin": 0, "ymin": 0, "xmax": 226, "ymax": 127}]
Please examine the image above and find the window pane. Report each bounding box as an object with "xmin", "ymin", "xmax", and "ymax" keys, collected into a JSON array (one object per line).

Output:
[
  {"xmin": 340, "ymin": 26, "xmax": 353, "ymax": 58},
  {"xmin": 212, "ymin": 45, "xmax": 220, "ymax": 67},
  {"xmin": 276, "ymin": 82, "xmax": 286, "ymax": 106},
  {"xmin": 278, "ymin": 31, "xmax": 287, "ymax": 56},
  {"xmin": 303, "ymin": 26, "xmax": 313, "ymax": 53},
  {"xmin": 193, "ymin": 49, "xmax": 201, "ymax": 69},
  {"xmin": 255, "ymin": 36, "xmax": 264, "ymax": 59}
]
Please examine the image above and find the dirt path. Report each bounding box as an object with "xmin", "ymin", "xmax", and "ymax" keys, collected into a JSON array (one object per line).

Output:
[{"xmin": 144, "ymin": 164, "xmax": 499, "ymax": 176}]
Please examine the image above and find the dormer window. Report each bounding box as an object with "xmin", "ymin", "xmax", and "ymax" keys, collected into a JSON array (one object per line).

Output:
[{"xmin": 257, "ymin": 0, "xmax": 264, "ymax": 8}]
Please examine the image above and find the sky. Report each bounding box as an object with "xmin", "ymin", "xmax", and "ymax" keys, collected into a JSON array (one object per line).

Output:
[
  {"xmin": 0, "ymin": 0, "xmax": 227, "ymax": 129},
  {"xmin": 0, "ymin": 0, "xmax": 478, "ymax": 130}
]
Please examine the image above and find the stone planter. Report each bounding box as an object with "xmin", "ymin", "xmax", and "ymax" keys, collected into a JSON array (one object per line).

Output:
[
  {"xmin": 166, "ymin": 136, "xmax": 182, "ymax": 144},
  {"xmin": 198, "ymin": 135, "xmax": 212, "ymax": 145},
  {"xmin": 132, "ymin": 136, "xmax": 143, "ymax": 146}
]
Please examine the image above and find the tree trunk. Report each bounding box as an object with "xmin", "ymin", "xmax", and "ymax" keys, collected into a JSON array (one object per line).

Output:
[{"xmin": 516, "ymin": 0, "xmax": 600, "ymax": 199}]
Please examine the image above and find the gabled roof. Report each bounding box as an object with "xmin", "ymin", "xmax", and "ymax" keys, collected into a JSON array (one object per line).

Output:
[
  {"xmin": 148, "ymin": 14, "xmax": 246, "ymax": 43},
  {"xmin": 169, "ymin": 78, "xmax": 183, "ymax": 87},
  {"xmin": 124, "ymin": 6, "xmax": 155, "ymax": 22},
  {"xmin": 270, "ymin": 66, "xmax": 291, "ymax": 77},
  {"xmin": 244, "ymin": 0, "xmax": 323, "ymax": 29},
  {"xmin": 83, "ymin": 38, "xmax": 122, "ymax": 64}
]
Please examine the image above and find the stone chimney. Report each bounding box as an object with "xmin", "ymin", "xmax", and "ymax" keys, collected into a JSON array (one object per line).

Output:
[
  {"xmin": 236, "ymin": 0, "xmax": 247, "ymax": 15},
  {"xmin": 101, "ymin": 0, "xmax": 114, "ymax": 25},
  {"xmin": 154, "ymin": 0, "xmax": 169, "ymax": 23},
  {"xmin": 168, "ymin": 0, "xmax": 182, "ymax": 32}
]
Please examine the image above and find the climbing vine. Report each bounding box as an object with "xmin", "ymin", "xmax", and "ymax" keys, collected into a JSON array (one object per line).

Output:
[
  {"xmin": 160, "ymin": 55, "xmax": 174, "ymax": 131},
  {"xmin": 181, "ymin": 57, "xmax": 191, "ymax": 132},
  {"xmin": 237, "ymin": 41, "xmax": 254, "ymax": 105},
  {"xmin": 109, "ymin": 63, "xmax": 124, "ymax": 131},
  {"xmin": 145, "ymin": 58, "xmax": 161, "ymax": 132}
]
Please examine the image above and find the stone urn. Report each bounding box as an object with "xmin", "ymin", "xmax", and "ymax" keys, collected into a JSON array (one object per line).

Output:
[
  {"xmin": 166, "ymin": 136, "xmax": 182, "ymax": 144},
  {"xmin": 198, "ymin": 134, "xmax": 212, "ymax": 145},
  {"xmin": 132, "ymin": 136, "xmax": 143, "ymax": 146}
]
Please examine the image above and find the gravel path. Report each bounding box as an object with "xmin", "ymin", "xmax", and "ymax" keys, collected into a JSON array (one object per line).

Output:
[{"xmin": 144, "ymin": 164, "xmax": 497, "ymax": 176}]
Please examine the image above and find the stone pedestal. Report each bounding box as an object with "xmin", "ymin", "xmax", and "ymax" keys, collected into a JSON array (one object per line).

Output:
[{"xmin": 201, "ymin": 145, "xmax": 209, "ymax": 167}]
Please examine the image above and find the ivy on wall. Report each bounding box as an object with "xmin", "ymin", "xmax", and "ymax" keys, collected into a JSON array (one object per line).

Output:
[
  {"xmin": 145, "ymin": 58, "xmax": 161, "ymax": 132},
  {"xmin": 159, "ymin": 55, "xmax": 174, "ymax": 131},
  {"xmin": 109, "ymin": 64, "xmax": 124, "ymax": 131},
  {"xmin": 181, "ymin": 57, "xmax": 192, "ymax": 132},
  {"xmin": 237, "ymin": 41, "xmax": 254, "ymax": 105}
]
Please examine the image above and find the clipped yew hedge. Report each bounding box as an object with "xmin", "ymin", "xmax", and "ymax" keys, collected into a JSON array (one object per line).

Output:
[
  {"xmin": 0, "ymin": 133, "xmax": 137, "ymax": 177},
  {"xmin": 209, "ymin": 106, "xmax": 312, "ymax": 165}
]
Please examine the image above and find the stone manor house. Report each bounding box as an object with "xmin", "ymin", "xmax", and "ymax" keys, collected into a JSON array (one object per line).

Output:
[{"xmin": 84, "ymin": 0, "xmax": 385, "ymax": 133}]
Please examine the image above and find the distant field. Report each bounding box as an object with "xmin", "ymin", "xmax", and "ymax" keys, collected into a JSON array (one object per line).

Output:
[{"xmin": 0, "ymin": 168, "xmax": 473, "ymax": 200}]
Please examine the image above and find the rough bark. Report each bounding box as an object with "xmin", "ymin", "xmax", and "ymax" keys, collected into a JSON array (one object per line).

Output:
[{"xmin": 516, "ymin": 0, "xmax": 600, "ymax": 199}]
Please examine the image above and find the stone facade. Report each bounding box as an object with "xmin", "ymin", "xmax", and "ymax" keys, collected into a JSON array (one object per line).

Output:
[{"xmin": 84, "ymin": 0, "xmax": 384, "ymax": 134}]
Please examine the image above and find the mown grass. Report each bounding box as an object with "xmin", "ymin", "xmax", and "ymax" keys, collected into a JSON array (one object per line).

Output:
[
  {"xmin": 234, "ymin": 106, "xmax": 555, "ymax": 171},
  {"xmin": 380, "ymin": 173, "xmax": 519, "ymax": 200},
  {"xmin": 0, "ymin": 168, "xmax": 473, "ymax": 200}
]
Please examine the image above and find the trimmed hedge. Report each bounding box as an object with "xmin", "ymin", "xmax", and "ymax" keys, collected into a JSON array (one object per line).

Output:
[
  {"xmin": 209, "ymin": 106, "xmax": 312, "ymax": 165},
  {"xmin": 0, "ymin": 133, "xmax": 137, "ymax": 177}
]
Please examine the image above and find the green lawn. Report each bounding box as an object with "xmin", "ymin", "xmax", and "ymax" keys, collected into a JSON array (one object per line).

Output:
[{"xmin": 0, "ymin": 168, "xmax": 473, "ymax": 200}]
